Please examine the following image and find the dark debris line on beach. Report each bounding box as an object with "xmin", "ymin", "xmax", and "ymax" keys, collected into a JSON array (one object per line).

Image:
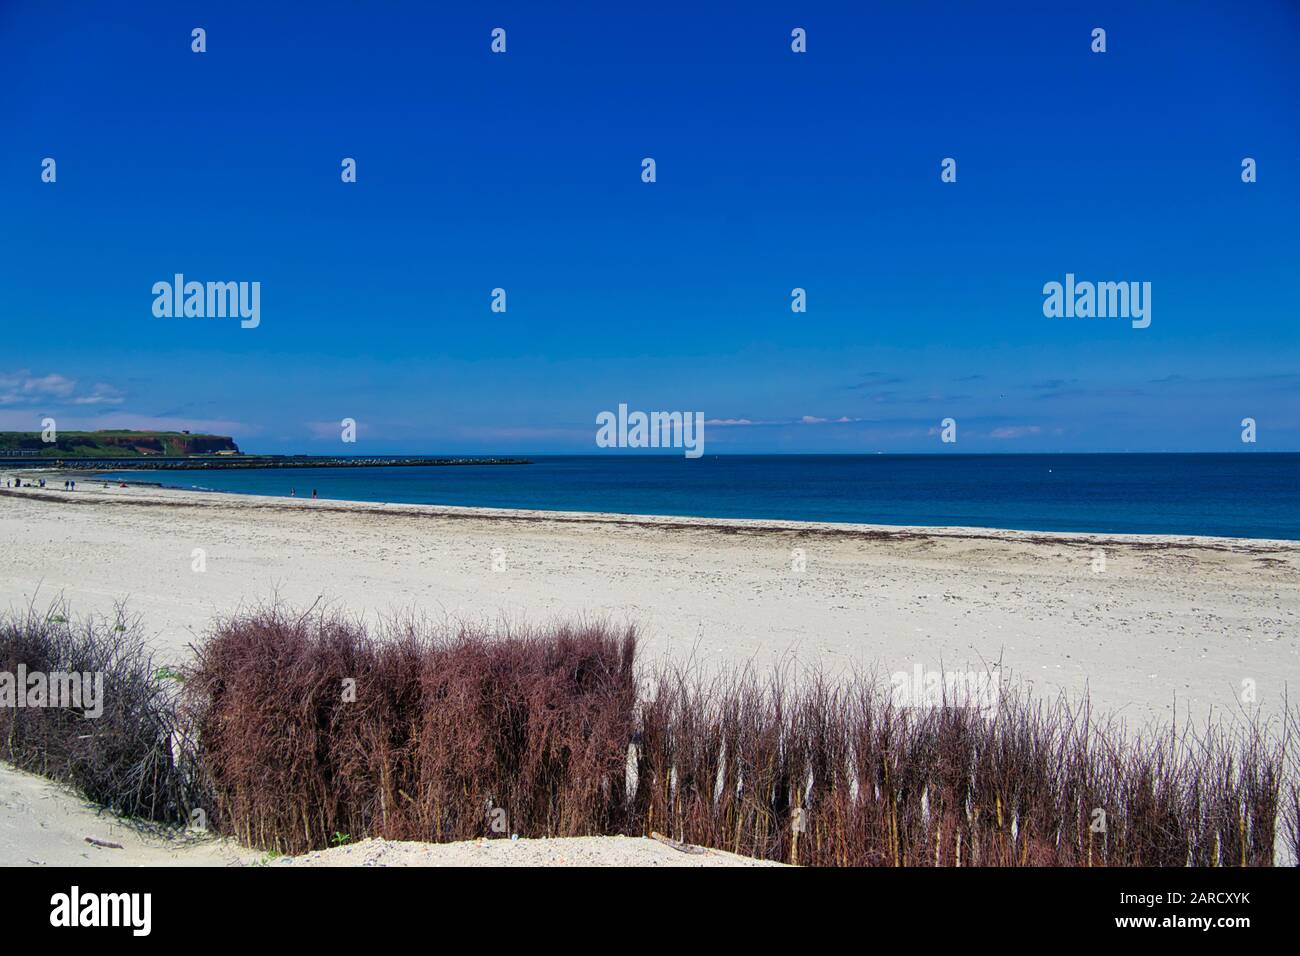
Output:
[{"xmin": 1, "ymin": 484, "xmax": 1281, "ymax": 557}]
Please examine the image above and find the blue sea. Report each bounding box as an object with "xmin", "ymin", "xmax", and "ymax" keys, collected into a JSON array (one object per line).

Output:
[{"xmin": 99, "ymin": 454, "xmax": 1300, "ymax": 540}]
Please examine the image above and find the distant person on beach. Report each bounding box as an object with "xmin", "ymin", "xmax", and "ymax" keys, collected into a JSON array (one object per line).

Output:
[
  {"xmin": 290, "ymin": 488, "xmax": 296, "ymax": 497},
  {"xmin": 312, "ymin": 489, "xmax": 318, "ymax": 499}
]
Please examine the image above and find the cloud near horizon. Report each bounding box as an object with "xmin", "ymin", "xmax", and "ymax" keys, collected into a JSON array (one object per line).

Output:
[
  {"xmin": 0, "ymin": 370, "xmax": 124, "ymax": 410},
  {"xmin": 706, "ymin": 415, "xmax": 867, "ymax": 427},
  {"xmin": 989, "ymin": 426, "xmax": 1045, "ymax": 440}
]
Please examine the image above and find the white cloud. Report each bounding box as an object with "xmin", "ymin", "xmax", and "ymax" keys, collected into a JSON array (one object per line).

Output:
[
  {"xmin": 71, "ymin": 384, "xmax": 125, "ymax": 406},
  {"xmin": 708, "ymin": 415, "xmax": 867, "ymax": 428},
  {"xmin": 0, "ymin": 370, "xmax": 123, "ymax": 407},
  {"xmin": 989, "ymin": 425, "xmax": 1043, "ymax": 440}
]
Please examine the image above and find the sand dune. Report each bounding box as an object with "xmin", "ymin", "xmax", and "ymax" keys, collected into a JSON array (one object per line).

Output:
[
  {"xmin": 0, "ymin": 763, "xmax": 774, "ymax": 867},
  {"xmin": 274, "ymin": 835, "xmax": 781, "ymax": 867},
  {"xmin": 0, "ymin": 762, "xmax": 253, "ymax": 867}
]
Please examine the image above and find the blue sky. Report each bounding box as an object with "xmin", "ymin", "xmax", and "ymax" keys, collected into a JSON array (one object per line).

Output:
[{"xmin": 2, "ymin": 1, "xmax": 1298, "ymax": 453}]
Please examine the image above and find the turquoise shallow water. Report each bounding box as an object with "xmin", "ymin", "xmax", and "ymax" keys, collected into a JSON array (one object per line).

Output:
[{"xmin": 98, "ymin": 453, "xmax": 1300, "ymax": 540}]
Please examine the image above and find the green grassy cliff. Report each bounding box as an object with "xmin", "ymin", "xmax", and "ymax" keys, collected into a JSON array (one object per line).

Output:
[{"xmin": 0, "ymin": 430, "xmax": 241, "ymax": 458}]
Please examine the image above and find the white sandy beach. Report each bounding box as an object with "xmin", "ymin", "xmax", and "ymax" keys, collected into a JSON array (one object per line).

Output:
[
  {"xmin": 5, "ymin": 478, "xmax": 1294, "ymax": 868},
  {"xmin": 2, "ymin": 479, "xmax": 1298, "ymax": 865}
]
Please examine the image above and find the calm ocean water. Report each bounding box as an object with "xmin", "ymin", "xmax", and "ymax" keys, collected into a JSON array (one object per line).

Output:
[{"xmin": 99, "ymin": 454, "xmax": 1300, "ymax": 540}]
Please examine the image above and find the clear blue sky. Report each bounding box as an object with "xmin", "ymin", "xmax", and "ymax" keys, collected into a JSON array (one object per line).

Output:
[{"xmin": 2, "ymin": 1, "xmax": 1297, "ymax": 453}]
